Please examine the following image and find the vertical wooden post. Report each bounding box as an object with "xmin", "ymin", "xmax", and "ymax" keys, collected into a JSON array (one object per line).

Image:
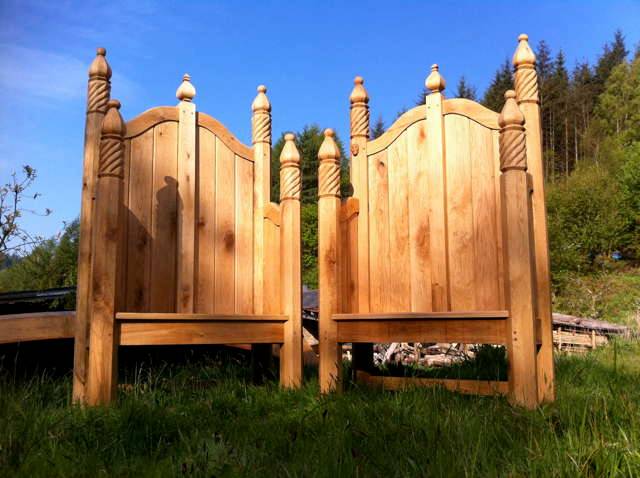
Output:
[
  {"xmin": 424, "ymin": 65, "xmax": 450, "ymax": 311},
  {"xmin": 86, "ymin": 100, "xmax": 125, "ymax": 405},
  {"xmin": 319, "ymin": 129, "xmax": 343, "ymax": 393},
  {"xmin": 74, "ymin": 48, "xmax": 111, "ymax": 403},
  {"xmin": 349, "ymin": 77, "xmax": 373, "ymax": 373},
  {"xmin": 279, "ymin": 134, "xmax": 302, "ymax": 387},
  {"xmin": 176, "ymin": 74, "xmax": 197, "ymax": 313},
  {"xmin": 251, "ymin": 85, "xmax": 274, "ymax": 376},
  {"xmin": 499, "ymin": 91, "xmax": 539, "ymax": 409},
  {"xmin": 513, "ymin": 34, "xmax": 555, "ymax": 403}
]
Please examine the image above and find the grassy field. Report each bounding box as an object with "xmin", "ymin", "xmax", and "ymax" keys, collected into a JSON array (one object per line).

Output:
[{"xmin": 1, "ymin": 342, "xmax": 639, "ymax": 477}]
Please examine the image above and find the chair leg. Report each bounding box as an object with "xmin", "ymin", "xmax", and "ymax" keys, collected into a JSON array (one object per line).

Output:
[
  {"xmin": 320, "ymin": 337, "xmax": 342, "ymax": 393},
  {"xmin": 280, "ymin": 319, "xmax": 302, "ymax": 388},
  {"xmin": 86, "ymin": 316, "xmax": 118, "ymax": 405}
]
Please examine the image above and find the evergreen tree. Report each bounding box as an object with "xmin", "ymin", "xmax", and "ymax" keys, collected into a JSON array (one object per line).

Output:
[
  {"xmin": 370, "ymin": 115, "xmax": 386, "ymax": 139},
  {"xmin": 455, "ymin": 76, "xmax": 477, "ymax": 100},
  {"xmin": 594, "ymin": 30, "xmax": 628, "ymax": 95},
  {"xmin": 481, "ymin": 59, "xmax": 513, "ymax": 111},
  {"xmin": 414, "ymin": 86, "xmax": 429, "ymax": 106}
]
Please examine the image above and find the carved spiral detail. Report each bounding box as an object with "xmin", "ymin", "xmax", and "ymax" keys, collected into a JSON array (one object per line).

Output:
[
  {"xmin": 252, "ymin": 111, "xmax": 271, "ymax": 144},
  {"xmin": 87, "ymin": 79, "xmax": 111, "ymax": 114},
  {"xmin": 280, "ymin": 165, "xmax": 301, "ymax": 201},
  {"xmin": 499, "ymin": 127, "xmax": 527, "ymax": 172},
  {"xmin": 350, "ymin": 103, "xmax": 369, "ymax": 138},
  {"xmin": 319, "ymin": 160, "xmax": 341, "ymax": 197},
  {"xmin": 99, "ymin": 137, "xmax": 124, "ymax": 178},
  {"xmin": 514, "ymin": 67, "xmax": 538, "ymax": 103}
]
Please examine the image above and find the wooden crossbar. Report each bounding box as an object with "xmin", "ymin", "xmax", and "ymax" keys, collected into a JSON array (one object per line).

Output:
[
  {"xmin": 116, "ymin": 312, "xmax": 288, "ymax": 322},
  {"xmin": 356, "ymin": 371, "xmax": 509, "ymax": 396},
  {"xmin": 0, "ymin": 311, "xmax": 75, "ymax": 344},
  {"xmin": 333, "ymin": 311, "xmax": 509, "ymax": 321}
]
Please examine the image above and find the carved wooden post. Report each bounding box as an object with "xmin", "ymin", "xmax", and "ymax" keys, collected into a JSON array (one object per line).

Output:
[
  {"xmin": 251, "ymin": 85, "xmax": 274, "ymax": 378},
  {"xmin": 176, "ymin": 74, "xmax": 197, "ymax": 313},
  {"xmin": 513, "ymin": 34, "xmax": 555, "ymax": 403},
  {"xmin": 499, "ymin": 90, "xmax": 539, "ymax": 409},
  {"xmin": 424, "ymin": 64, "xmax": 450, "ymax": 311},
  {"xmin": 349, "ymin": 77, "xmax": 373, "ymax": 374},
  {"xmin": 279, "ymin": 134, "xmax": 302, "ymax": 387},
  {"xmin": 74, "ymin": 48, "xmax": 111, "ymax": 403},
  {"xmin": 319, "ymin": 129, "xmax": 342, "ymax": 393},
  {"xmin": 86, "ymin": 100, "xmax": 125, "ymax": 405}
]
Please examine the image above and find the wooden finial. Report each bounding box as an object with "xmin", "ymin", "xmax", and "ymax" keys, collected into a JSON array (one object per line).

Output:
[
  {"xmin": 87, "ymin": 47, "xmax": 111, "ymax": 114},
  {"xmin": 513, "ymin": 33, "xmax": 536, "ymax": 67},
  {"xmin": 252, "ymin": 84, "xmax": 272, "ymax": 144},
  {"xmin": 280, "ymin": 133, "xmax": 301, "ymax": 201},
  {"xmin": 499, "ymin": 91, "xmax": 526, "ymax": 171},
  {"xmin": 350, "ymin": 76, "xmax": 369, "ymax": 104},
  {"xmin": 350, "ymin": 77, "xmax": 369, "ymax": 139},
  {"xmin": 99, "ymin": 100, "xmax": 125, "ymax": 178},
  {"xmin": 318, "ymin": 129, "xmax": 341, "ymax": 198},
  {"xmin": 513, "ymin": 34, "xmax": 539, "ymax": 104},
  {"xmin": 88, "ymin": 47, "xmax": 112, "ymax": 79},
  {"xmin": 425, "ymin": 64, "xmax": 446, "ymax": 93},
  {"xmin": 176, "ymin": 73, "xmax": 196, "ymax": 102}
]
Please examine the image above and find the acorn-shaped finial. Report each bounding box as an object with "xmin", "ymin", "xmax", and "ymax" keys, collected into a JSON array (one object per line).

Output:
[
  {"xmin": 101, "ymin": 99, "xmax": 124, "ymax": 135},
  {"xmin": 280, "ymin": 133, "xmax": 300, "ymax": 165},
  {"xmin": 498, "ymin": 90, "xmax": 525, "ymax": 128},
  {"xmin": 425, "ymin": 64, "xmax": 446, "ymax": 93},
  {"xmin": 318, "ymin": 128, "xmax": 341, "ymax": 160},
  {"xmin": 88, "ymin": 47, "xmax": 111, "ymax": 79},
  {"xmin": 350, "ymin": 76, "xmax": 369, "ymax": 104},
  {"xmin": 513, "ymin": 33, "xmax": 536, "ymax": 67},
  {"xmin": 252, "ymin": 84, "xmax": 271, "ymax": 112},
  {"xmin": 176, "ymin": 73, "xmax": 196, "ymax": 102}
]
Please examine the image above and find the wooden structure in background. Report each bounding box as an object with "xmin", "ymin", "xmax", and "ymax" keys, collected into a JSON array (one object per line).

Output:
[
  {"xmin": 318, "ymin": 34, "xmax": 554, "ymax": 408},
  {"xmin": 72, "ymin": 50, "xmax": 302, "ymax": 405}
]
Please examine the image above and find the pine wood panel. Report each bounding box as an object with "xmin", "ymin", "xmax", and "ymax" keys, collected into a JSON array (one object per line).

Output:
[
  {"xmin": 368, "ymin": 150, "xmax": 391, "ymax": 312},
  {"xmin": 125, "ymin": 130, "xmax": 154, "ymax": 312},
  {"xmin": 214, "ymin": 137, "xmax": 236, "ymax": 313},
  {"xmin": 196, "ymin": 127, "xmax": 216, "ymax": 313},
  {"xmin": 444, "ymin": 115, "xmax": 475, "ymax": 310},
  {"xmin": 235, "ymin": 156, "xmax": 254, "ymax": 313},
  {"xmin": 150, "ymin": 122, "xmax": 178, "ymax": 312},
  {"xmin": 263, "ymin": 206, "xmax": 281, "ymax": 315}
]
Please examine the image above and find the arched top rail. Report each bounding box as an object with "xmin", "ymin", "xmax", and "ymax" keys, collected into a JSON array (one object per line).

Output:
[
  {"xmin": 198, "ymin": 112, "xmax": 253, "ymax": 159},
  {"xmin": 367, "ymin": 105, "xmax": 424, "ymax": 155},
  {"xmin": 124, "ymin": 107, "xmax": 253, "ymax": 159},
  {"xmin": 443, "ymin": 98, "xmax": 499, "ymax": 130},
  {"xmin": 125, "ymin": 106, "xmax": 178, "ymax": 138}
]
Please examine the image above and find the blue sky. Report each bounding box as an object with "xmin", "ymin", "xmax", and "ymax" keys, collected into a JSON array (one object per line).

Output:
[{"xmin": 1, "ymin": 0, "xmax": 639, "ymax": 242}]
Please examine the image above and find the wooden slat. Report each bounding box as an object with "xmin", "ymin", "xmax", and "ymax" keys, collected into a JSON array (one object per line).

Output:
[
  {"xmin": 235, "ymin": 156, "xmax": 254, "ymax": 314},
  {"xmin": 214, "ymin": 138, "xmax": 236, "ymax": 313},
  {"xmin": 196, "ymin": 127, "xmax": 216, "ymax": 313},
  {"xmin": 387, "ymin": 131, "xmax": 411, "ymax": 311},
  {"xmin": 406, "ymin": 121, "xmax": 431, "ymax": 311},
  {"xmin": 445, "ymin": 115, "xmax": 475, "ymax": 310},
  {"xmin": 125, "ymin": 107, "xmax": 178, "ymax": 138},
  {"xmin": 442, "ymin": 99, "xmax": 500, "ymax": 130},
  {"xmin": 368, "ymin": 150, "xmax": 390, "ymax": 312},
  {"xmin": 116, "ymin": 312, "xmax": 286, "ymax": 321},
  {"xmin": 263, "ymin": 206, "xmax": 281, "ymax": 315},
  {"xmin": 150, "ymin": 122, "xmax": 178, "ymax": 311},
  {"xmin": 469, "ymin": 121, "xmax": 500, "ymax": 310},
  {"xmin": 492, "ymin": 130, "xmax": 506, "ymax": 308},
  {"xmin": 357, "ymin": 371, "xmax": 508, "ymax": 395},
  {"xmin": 337, "ymin": 318, "xmax": 507, "ymax": 344},
  {"xmin": 176, "ymin": 100, "xmax": 197, "ymax": 312},
  {"xmin": 367, "ymin": 106, "xmax": 424, "ymax": 155},
  {"xmin": 126, "ymin": 129, "xmax": 154, "ymax": 312},
  {"xmin": 119, "ymin": 322, "xmax": 284, "ymax": 346},
  {"xmin": 333, "ymin": 310, "xmax": 509, "ymax": 320},
  {"xmin": 0, "ymin": 312, "xmax": 75, "ymax": 343}
]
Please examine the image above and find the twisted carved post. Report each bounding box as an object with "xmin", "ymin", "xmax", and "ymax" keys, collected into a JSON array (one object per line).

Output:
[
  {"xmin": 250, "ymin": 86, "xmax": 274, "ymax": 379},
  {"xmin": 424, "ymin": 64, "xmax": 450, "ymax": 311},
  {"xmin": 513, "ymin": 33, "xmax": 555, "ymax": 403},
  {"xmin": 278, "ymin": 134, "xmax": 302, "ymax": 388},
  {"xmin": 349, "ymin": 77, "xmax": 374, "ymax": 374},
  {"xmin": 499, "ymin": 91, "xmax": 539, "ymax": 409},
  {"xmin": 318, "ymin": 129, "xmax": 343, "ymax": 393},
  {"xmin": 74, "ymin": 48, "xmax": 112, "ymax": 403},
  {"xmin": 86, "ymin": 100, "xmax": 125, "ymax": 405}
]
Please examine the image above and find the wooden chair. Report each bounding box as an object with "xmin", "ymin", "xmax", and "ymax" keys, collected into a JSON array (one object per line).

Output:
[
  {"xmin": 318, "ymin": 34, "xmax": 554, "ymax": 408},
  {"xmin": 73, "ymin": 49, "xmax": 302, "ymax": 405}
]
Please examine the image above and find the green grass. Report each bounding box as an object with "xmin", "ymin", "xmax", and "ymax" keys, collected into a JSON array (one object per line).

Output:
[{"xmin": 2, "ymin": 343, "xmax": 640, "ymax": 477}]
